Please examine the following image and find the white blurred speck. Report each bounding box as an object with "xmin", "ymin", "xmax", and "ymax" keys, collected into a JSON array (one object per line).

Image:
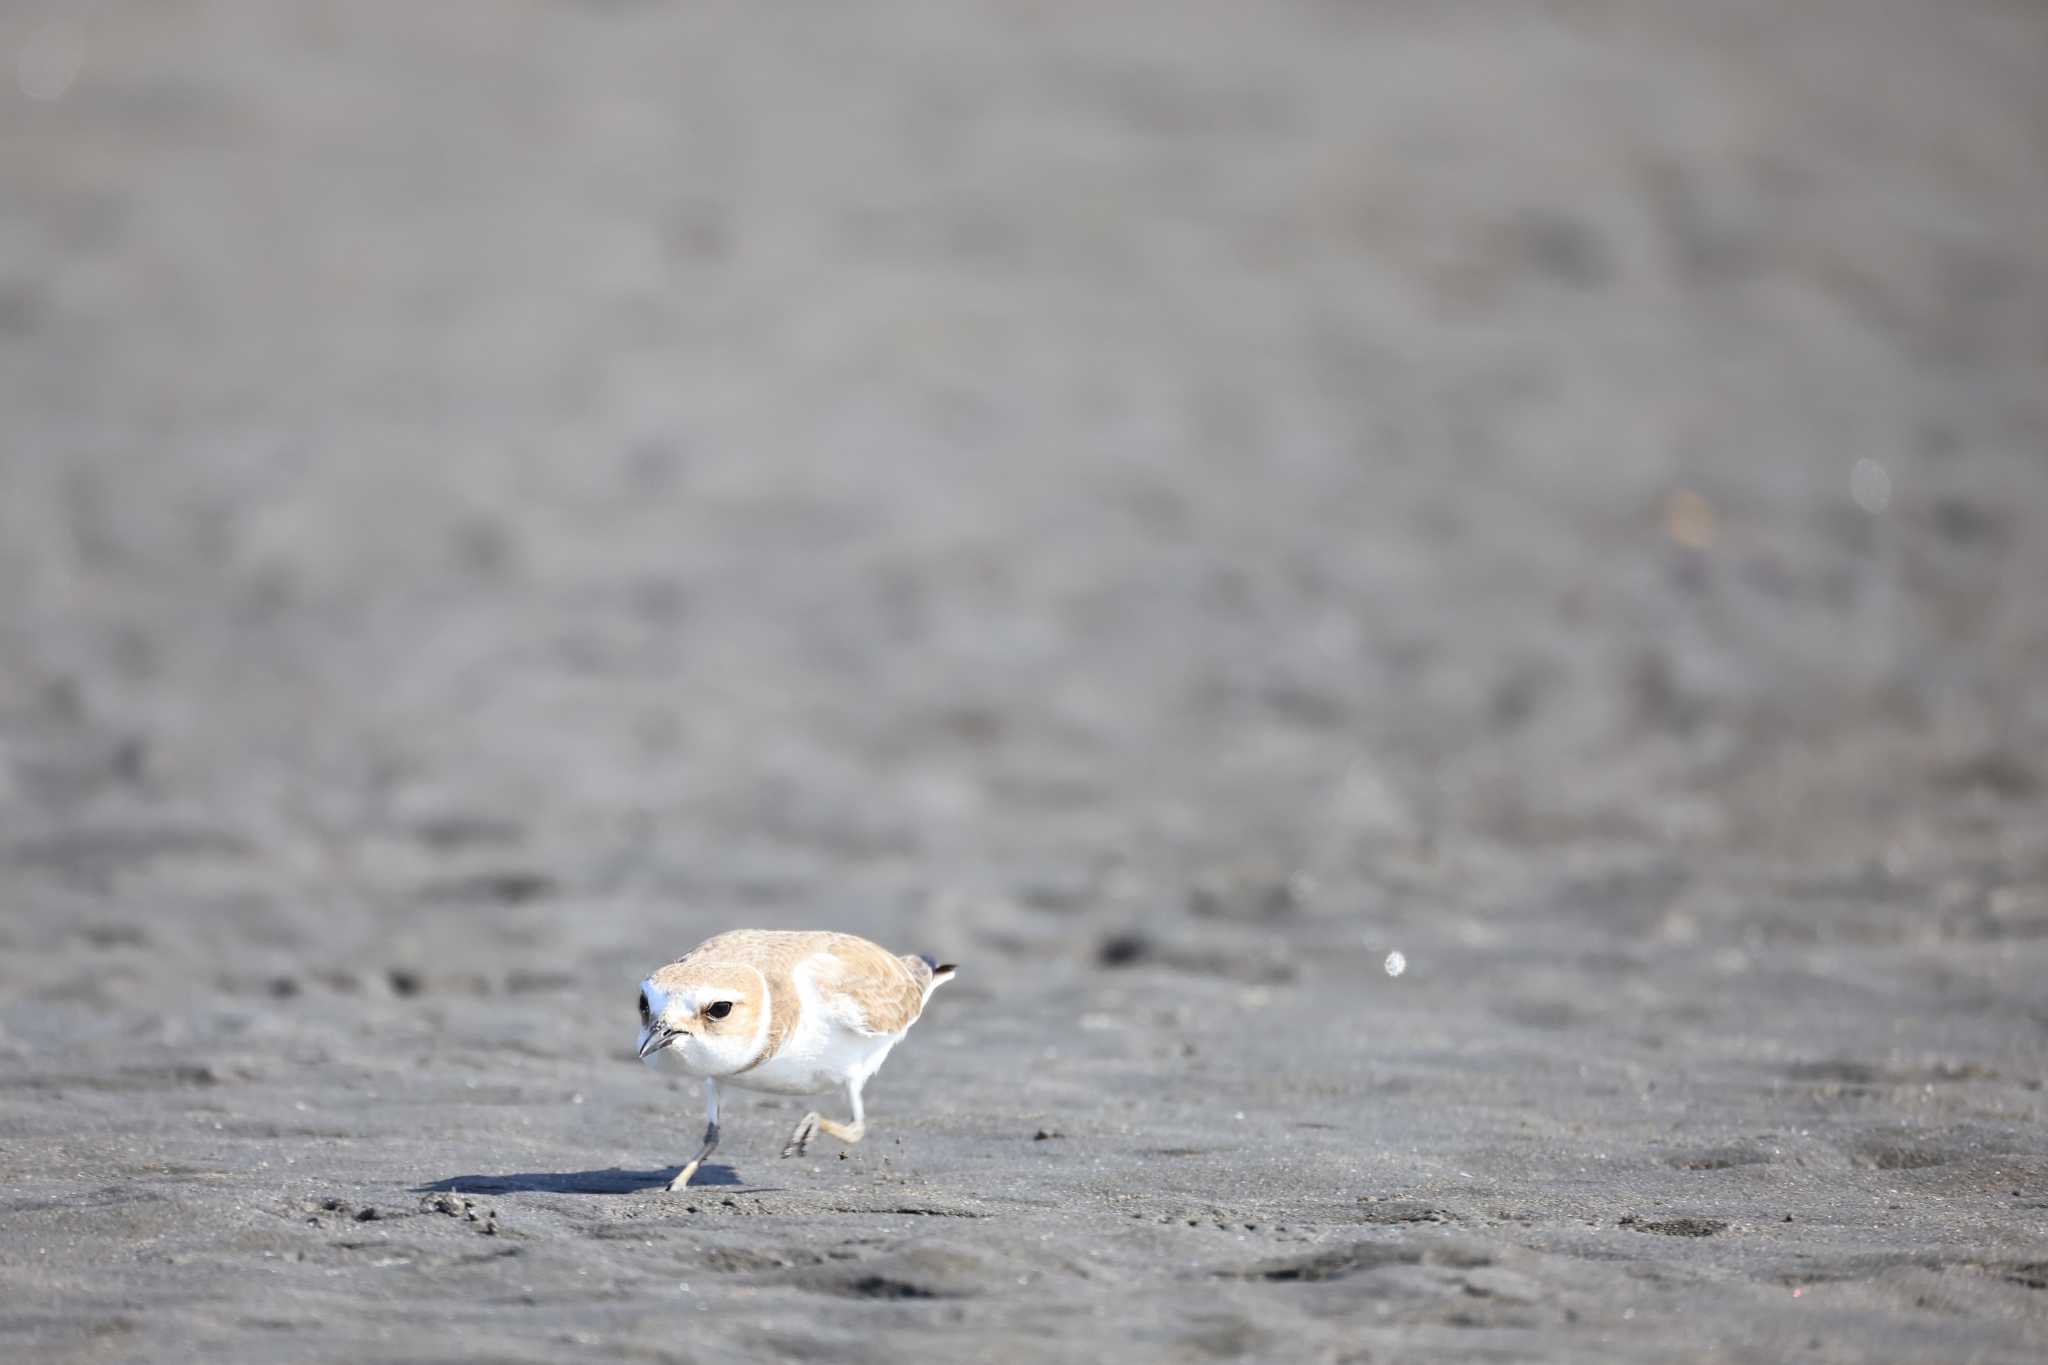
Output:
[
  {"xmin": 17, "ymin": 24, "xmax": 81, "ymax": 102},
  {"xmin": 1384, "ymin": 950, "xmax": 1407, "ymax": 978},
  {"xmin": 1851, "ymin": 459, "xmax": 1891, "ymax": 514}
]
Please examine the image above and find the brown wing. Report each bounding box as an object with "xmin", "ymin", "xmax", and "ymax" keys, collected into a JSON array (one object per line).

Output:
[
  {"xmin": 898, "ymin": 953, "xmax": 936, "ymax": 997},
  {"xmin": 805, "ymin": 933, "xmax": 928, "ymax": 1035}
]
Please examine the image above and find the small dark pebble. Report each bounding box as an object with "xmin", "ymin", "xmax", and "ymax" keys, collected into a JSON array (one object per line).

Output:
[
  {"xmin": 1097, "ymin": 932, "xmax": 1152, "ymax": 968},
  {"xmin": 1034, "ymin": 1129, "xmax": 1063, "ymax": 1141},
  {"xmin": 387, "ymin": 968, "xmax": 423, "ymax": 997},
  {"xmin": 110, "ymin": 737, "xmax": 148, "ymax": 782},
  {"xmin": 268, "ymin": 977, "xmax": 301, "ymax": 999},
  {"xmin": 353, "ymin": 1207, "xmax": 379, "ymax": 1222},
  {"xmin": 1628, "ymin": 1216, "xmax": 1727, "ymax": 1237},
  {"xmin": 1784, "ymin": 1214, "xmax": 1794, "ymax": 1222}
]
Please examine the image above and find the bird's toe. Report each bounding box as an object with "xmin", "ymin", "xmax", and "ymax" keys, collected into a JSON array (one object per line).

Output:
[{"xmin": 782, "ymin": 1113, "xmax": 819, "ymax": 1158}]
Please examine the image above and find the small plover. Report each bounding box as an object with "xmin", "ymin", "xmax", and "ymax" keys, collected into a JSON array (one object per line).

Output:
[{"xmin": 635, "ymin": 930, "xmax": 956, "ymax": 1190}]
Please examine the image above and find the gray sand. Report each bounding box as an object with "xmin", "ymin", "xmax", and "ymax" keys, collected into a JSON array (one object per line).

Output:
[{"xmin": 3, "ymin": 2, "xmax": 2046, "ymax": 1361}]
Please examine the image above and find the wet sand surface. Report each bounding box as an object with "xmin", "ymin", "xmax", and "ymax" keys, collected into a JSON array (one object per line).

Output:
[{"xmin": 3, "ymin": 2, "xmax": 2046, "ymax": 1360}]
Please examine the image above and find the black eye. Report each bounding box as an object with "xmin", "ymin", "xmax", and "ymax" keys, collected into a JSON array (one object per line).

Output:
[
  {"xmin": 638, "ymin": 992, "xmax": 650, "ymax": 1022},
  {"xmin": 705, "ymin": 1000, "xmax": 733, "ymax": 1020}
]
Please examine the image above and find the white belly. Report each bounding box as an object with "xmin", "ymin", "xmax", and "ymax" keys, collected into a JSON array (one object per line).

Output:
[{"xmin": 722, "ymin": 1023, "xmax": 901, "ymax": 1096}]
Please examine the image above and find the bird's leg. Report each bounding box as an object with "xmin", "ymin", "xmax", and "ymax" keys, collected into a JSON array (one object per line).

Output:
[
  {"xmin": 668, "ymin": 1078, "xmax": 720, "ymax": 1191},
  {"xmin": 782, "ymin": 1077, "xmax": 866, "ymax": 1157}
]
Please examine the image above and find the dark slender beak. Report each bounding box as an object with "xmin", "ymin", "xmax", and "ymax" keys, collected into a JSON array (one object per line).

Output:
[{"xmin": 636, "ymin": 1023, "xmax": 678, "ymax": 1060}]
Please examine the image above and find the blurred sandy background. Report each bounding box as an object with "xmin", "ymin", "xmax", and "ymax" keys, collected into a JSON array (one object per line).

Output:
[{"xmin": 3, "ymin": 2, "xmax": 2045, "ymax": 1361}]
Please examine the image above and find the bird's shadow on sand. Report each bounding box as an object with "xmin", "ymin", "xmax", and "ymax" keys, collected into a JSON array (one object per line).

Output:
[{"xmin": 414, "ymin": 1165, "xmax": 752, "ymax": 1195}]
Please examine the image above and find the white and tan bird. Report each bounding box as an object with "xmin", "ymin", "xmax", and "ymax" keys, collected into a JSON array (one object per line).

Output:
[{"xmin": 634, "ymin": 930, "xmax": 956, "ymax": 1189}]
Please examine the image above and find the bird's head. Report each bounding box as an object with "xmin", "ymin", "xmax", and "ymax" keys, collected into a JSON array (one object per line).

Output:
[{"xmin": 635, "ymin": 961, "xmax": 765, "ymax": 1074}]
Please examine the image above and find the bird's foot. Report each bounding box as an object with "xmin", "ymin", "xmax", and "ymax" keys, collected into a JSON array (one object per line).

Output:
[{"xmin": 782, "ymin": 1112, "xmax": 821, "ymax": 1158}]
